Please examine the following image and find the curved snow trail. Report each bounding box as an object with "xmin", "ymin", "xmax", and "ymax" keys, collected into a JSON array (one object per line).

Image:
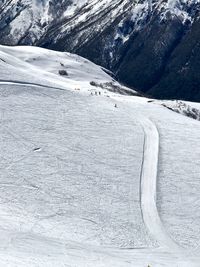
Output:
[
  {"xmin": 139, "ymin": 117, "xmax": 181, "ymax": 251},
  {"xmin": 0, "ymin": 80, "xmax": 65, "ymax": 91}
]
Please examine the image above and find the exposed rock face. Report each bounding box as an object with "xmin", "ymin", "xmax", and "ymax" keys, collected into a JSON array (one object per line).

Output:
[
  {"xmin": 149, "ymin": 18, "xmax": 200, "ymax": 101},
  {"xmin": 0, "ymin": 0, "xmax": 200, "ymax": 101}
]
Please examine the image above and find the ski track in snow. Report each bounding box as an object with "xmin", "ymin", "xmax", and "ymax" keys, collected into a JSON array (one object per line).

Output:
[
  {"xmin": 139, "ymin": 117, "xmax": 181, "ymax": 251},
  {"xmin": 1, "ymin": 45, "xmax": 200, "ymax": 266},
  {"xmin": 0, "ymin": 80, "xmax": 65, "ymax": 91},
  {"xmin": 0, "ymin": 81, "xmax": 180, "ymax": 251}
]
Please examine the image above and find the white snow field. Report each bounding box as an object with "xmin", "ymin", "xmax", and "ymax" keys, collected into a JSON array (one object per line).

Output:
[{"xmin": 0, "ymin": 45, "xmax": 200, "ymax": 266}]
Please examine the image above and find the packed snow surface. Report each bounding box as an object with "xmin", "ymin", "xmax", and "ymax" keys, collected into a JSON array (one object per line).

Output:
[{"xmin": 0, "ymin": 45, "xmax": 200, "ymax": 266}]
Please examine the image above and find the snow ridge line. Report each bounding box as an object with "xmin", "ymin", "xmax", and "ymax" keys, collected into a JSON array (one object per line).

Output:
[{"xmin": 139, "ymin": 117, "xmax": 181, "ymax": 251}]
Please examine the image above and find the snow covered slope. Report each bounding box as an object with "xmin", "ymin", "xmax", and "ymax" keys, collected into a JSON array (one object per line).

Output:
[
  {"xmin": 0, "ymin": 45, "xmax": 135, "ymax": 95},
  {"xmin": 0, "ymin": 45, "xmax": 200, "ymax": 266},
  {"xmin": 1, "ymin": 0, "xmax": 200, "ymax": 101}
]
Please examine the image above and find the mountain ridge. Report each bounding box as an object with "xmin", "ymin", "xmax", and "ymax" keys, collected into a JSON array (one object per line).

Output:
[{"xmin": 0, "ymin": 0, "xmax": 200, "ymax": 101}]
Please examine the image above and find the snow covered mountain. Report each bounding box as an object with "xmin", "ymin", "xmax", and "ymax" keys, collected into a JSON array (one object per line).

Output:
[
  {"xmin": 0, "ymin": 0, "xmax": 200, "ymax": 101},
  {"xmin": 0, "ymin": 44, "xmax": 200, "ymax": 266}
]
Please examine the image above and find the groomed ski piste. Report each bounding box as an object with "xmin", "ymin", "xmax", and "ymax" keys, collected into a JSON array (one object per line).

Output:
[{"xmin": 0, "ymin": 45, "xmax": 200, "ymax": 266}]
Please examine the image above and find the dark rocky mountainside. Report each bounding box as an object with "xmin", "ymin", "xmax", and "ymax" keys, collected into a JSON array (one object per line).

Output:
[{"xmin": 0, "ymin": 0, "xmax": 200, "ymax": 101}]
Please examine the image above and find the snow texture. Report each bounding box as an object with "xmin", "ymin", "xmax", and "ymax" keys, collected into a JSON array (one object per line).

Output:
[{"xmin": 0, "ymin": 45, "xmax": 200, "ymax": 266}]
